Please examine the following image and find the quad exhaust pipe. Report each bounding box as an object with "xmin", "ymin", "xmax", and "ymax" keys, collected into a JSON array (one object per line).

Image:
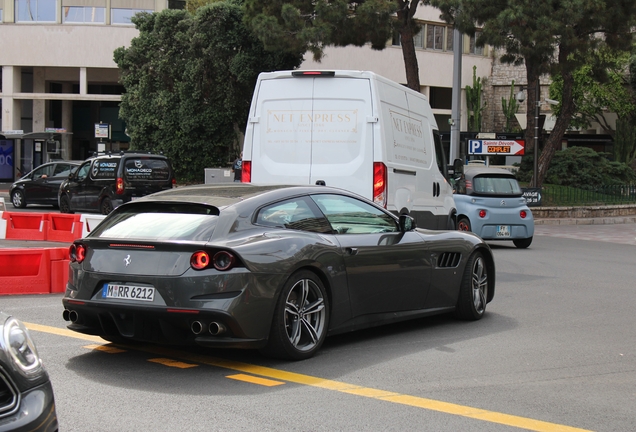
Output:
[
  {"xmin": 63, "ymin": 309, "xmax": 79, "ymax": 323},
  {"xmin": 209, "ymin": 322, "xmax": 226, "ymax": 336},
  {"xmin": 190, "ymin": 321, "xmax": 204, "ymax": 335},
  {"xmin": 191, "ymin": 321, "xmax": 226, "ymax": 336}
]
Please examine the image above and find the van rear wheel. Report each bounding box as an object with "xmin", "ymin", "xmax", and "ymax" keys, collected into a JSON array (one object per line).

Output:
[{"xmin": 100, "ymin": 197, "xmax": 113, "ymax": 215}]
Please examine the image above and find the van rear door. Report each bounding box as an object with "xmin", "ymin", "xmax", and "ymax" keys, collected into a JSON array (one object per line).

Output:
[{"xmin": 249, "ymin": 74, "xmax": 374, "ymax": 198}]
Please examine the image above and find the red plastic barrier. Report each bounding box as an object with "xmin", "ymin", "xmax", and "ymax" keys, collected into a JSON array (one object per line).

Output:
[
  {"xmin": 46, "ymin": 213, "xmax": 82, "ymax": 243},
  {"xmin": 2, "ymin": 212, "xmax": 49, "ymax": 241},
  {"xmin": 48, "ymin": 247, "xmax": 71, "ymax": 293},
  {"xmin": 0, "ymin": 248, "xmax": 70, "ymax": 295}
]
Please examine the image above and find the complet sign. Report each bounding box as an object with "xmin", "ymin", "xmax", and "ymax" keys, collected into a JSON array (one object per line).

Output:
[{"xmin": 469, "ymin": 140, "xmax": 525, "ymax": 156}]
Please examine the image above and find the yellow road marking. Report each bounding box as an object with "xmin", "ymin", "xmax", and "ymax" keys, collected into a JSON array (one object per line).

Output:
[
  {"xmin": 84, "ymin": 344, "xmax": 126, "ymax": 354},
  {"xmin": 26, "ymin": 322, "xmax": 593, "ymax": 432},
  {"xmin": 147, "ymin": 358, "xmax": 198, "ymax": 369},
  {"xmin": 226, "ymin": 373, "xmax": 285, "ymax": 387}
]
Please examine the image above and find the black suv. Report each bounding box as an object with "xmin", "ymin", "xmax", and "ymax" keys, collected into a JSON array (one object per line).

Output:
[{"xmin": 58, "ymin": 151, "xmax": 175, "ymax": 214}]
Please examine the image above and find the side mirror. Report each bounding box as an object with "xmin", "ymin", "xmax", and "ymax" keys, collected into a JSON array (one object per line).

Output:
[{"xmin": 399, "ymin": 214, "xmax": 416, "ymax": 232}]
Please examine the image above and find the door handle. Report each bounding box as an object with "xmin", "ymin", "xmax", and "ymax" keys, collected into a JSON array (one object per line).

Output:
[{"xmin": 345, "ymin": 247, "xmax": 358, "ymax": 256}]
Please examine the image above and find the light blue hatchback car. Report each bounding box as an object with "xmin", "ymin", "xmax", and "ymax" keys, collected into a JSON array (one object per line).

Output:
[{"xmin": 454, "ymin": 165, "xmax": 534, "ymax": 248}]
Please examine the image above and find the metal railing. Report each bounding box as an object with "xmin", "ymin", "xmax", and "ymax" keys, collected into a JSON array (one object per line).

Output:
[{"xmin": 540, "ymin": 184, "xmax": 636, "ymax": 206}]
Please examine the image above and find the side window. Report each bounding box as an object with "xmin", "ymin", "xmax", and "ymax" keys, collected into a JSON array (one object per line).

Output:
[
  {"xmin": 311, "ymin": 194, "xmax": 398, "ymax": 234},
  {"xmin": 33, "ymin": 165, "xmax": 54, "ymax": 179},
  {"xmin": 76, "ymin": 163, "xmax": 91, "ymax": 181},
  {"xmin": 433, "ymin": 130, "xmax": 447, "ymax": 178},
  {"xmin": 90, "ymin": 159, "xmax": 118, "ymax": 180},
  {"xmin": 53, "ymin": 163, "xmax": 72, "ymax": 177},
  {"xmin": 255, "ymin": 197, "xmax": 332, "ymax": 233}
]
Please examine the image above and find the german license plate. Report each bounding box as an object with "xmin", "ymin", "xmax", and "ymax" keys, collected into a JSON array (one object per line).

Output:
[
  {"xmin": 496, "ymin": 225, "xmax": 511, "ymax": 237},
  {"xmin": 103, "ymin": 283, "xmax": 155, "ymax": 301}
]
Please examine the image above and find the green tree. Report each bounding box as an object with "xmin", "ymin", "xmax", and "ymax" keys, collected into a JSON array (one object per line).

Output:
[
  {"xmin": 549, "ymin": 49, "xmax": 636, "ymax": 136},
  {"xmin": 431, "ymin": 0, "xmax": 636, "ymax": 187},
  {"xmin": 243, "ymin": 1, "xmax": 429, "ymax": 92},
  {"xmin": 114, "ymin": 1, "xmax": 302, "ymax": 182}
]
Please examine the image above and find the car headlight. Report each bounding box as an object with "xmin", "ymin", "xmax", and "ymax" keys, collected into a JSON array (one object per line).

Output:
[{"xmin": 3, "ymin": 317, "xmax": 44, "ymax": 377}]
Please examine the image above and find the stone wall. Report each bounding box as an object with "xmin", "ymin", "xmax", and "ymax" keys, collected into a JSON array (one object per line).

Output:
[{"xmin": 481, "ymin": 51, "xmax": 550, "ymax": 134}]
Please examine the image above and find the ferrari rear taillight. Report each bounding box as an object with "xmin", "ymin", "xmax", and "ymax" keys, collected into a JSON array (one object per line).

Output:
[
  {"xmin": 69, "ymin": 244, "xmax": 86, "ymax": 263},
  {"xmin": 373, "ymin": 162, "xmax": 387, "ymax": 208},
  {"xmin": 190, "ymin": 250, "xmax": 237, "ymax": 271},
  {"xmin": 190, "ymin": 251, "xmax": 210, "ymax": 270},
  {"xmin": 116, "ymin": 177, "xmax": 125, "ymax": 195},
  {"xmin": 241, "ymin": 161, "xmax": 251, "ymax": 183}
]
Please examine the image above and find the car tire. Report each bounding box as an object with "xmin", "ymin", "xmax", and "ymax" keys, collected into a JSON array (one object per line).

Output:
[
  {"xmin": 457, "ymin": 217, "xmax": 471, "ymax": 232},
  {"xmin": 261, "ymin": 270, "xmax": 329, "ymax": 360},
  {"xmin": 59, "ymin": 195, "xmax": 74, "ymax": 214},
  {"xmin": 11, "ymin": 190, "xmax": 27, "ymax": 208},
  {"xmin": 100, "ymin": 197, "xmax": 113, "ymax": 215},
  {"xmin": 513, "ymin": 237, "xmax": 533, "ymax": 249},
  {"xmin": 455, "ymin": 251, "xmax": 488, "ymax": 321}
]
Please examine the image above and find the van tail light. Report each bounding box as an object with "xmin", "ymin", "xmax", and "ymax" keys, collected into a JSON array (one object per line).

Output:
[
  {"xmin": 241, "ymin": 161, "xmax": 251, "ymax": 183},
  {"xmin": 520, "ymin": 210, "xmax": 527, "ymax": 219},
  {"xmin": 116, "ymin": 177, "xmax": 125, "ymax": 195},
  {"xmin": 171, "ymin": 177, "xmax": 177, "ymax": 188},
  {"xmin": 69, "ymin": 243, "xmax": 86, "ymax": 263},
  {"xmin": 373, "ymin": 162, "xmax": 387, "ymax": 208},
  {"xmin": 479, "ymin": 209, "xmax": 487, "ymax": 218}
]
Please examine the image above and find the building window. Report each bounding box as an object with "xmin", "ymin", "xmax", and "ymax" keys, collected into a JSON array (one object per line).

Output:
[
  {"xmin": 15, "ymin": 0, "xmax": 56, "ymax": 22},
  {"xmin": 429, "ymin": 87, "xmax": 453, "ymax": 110},
  {"xmin": 63, "ymin": 6, "xmax": 105, "ymax": 24},
  {"xmin": 446, "ymin": 28, "xmax": 454, "ymax": 52},
  {"xmin": 469, "ymin": 31, "xmax": 485, "ymax": 55},
  {"xmin": 111, "ymin": 8, "xmax": 152, "ymax": 25},
  {"xmin": 392, "ymin": 27, "xmax": 424, "ymax": 49},
  {"xmin": 426, "ymin": 25, "xmax": 445, "ymax": 50}
]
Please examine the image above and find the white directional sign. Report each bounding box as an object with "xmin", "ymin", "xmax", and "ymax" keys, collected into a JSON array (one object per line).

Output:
[{"xmin": 468, "ymin": 139, "xmax": 525, "ymax": 156}]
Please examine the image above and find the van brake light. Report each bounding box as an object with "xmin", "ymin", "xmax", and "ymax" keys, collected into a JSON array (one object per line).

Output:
[
  {"xmin": 373, "ymin": 162, "xmax": 387, "ymax": 208},
  {"xmin": 241, "ymin": 161, "xmax": 251, "ymax": 183},
  {"xmin": 291, "ymin": 71, "xmax": 335, "ymax": 77},
  {"xmin": 116, "ymin": 177, "xmax": 124, "ymax": 195}
]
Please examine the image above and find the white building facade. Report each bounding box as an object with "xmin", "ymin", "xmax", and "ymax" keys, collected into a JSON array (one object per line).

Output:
[{"xmin": 1, "ymin": 2, "xmax": 496, "ymax": 182}]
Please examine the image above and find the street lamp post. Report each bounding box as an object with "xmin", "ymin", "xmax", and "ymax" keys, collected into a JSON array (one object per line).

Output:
[{"xmin": 533, "ymin": 79, "xmax": 540, "ymax": 187}]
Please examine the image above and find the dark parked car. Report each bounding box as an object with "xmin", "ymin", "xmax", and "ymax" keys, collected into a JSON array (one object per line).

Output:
[
  {"xmin": 454, "ymin": 165, "xmax": 534, "ymax": 249},
  {"xmin": 0, "ymin": 313, "xmax": 58, "ymax": 432},
  {"xmin": 9, "ymin": 160, "xmax": 81, "ymax": 209},
  {"xmin": 58, "ymin": 151, "xmax": 175, "ymax": 215},
  {"xmin": 62, "ymin": 184, "xmax": 495, "ymax": 360}
]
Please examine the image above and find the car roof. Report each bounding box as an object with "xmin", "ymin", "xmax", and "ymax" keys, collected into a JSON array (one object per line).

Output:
[
  {"xmin": 463, "ymin": 166, "xmax": 517, "ymax": 179},
  {"xmin": 135, "ymin": 184, "xmax": 354, "ymax": 208},
  {"xmin": 88, "ymin": 152, "xmax": 168, "ymax": 160}
]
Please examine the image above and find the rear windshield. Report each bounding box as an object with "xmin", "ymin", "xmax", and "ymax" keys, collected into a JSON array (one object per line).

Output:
[
  {"xmin": 124, "ymin": 158, "xmax": 171, "ymax": 181},
  {"xmin": 472, "ymin": 175, "xmax": 522, "ymax": 196},
  {"xmin": 89, "ymin": 203, "xmax": 219, "ymax": 242}
]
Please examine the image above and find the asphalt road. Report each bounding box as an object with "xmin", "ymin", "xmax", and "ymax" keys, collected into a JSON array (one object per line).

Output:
[{"xmin": 2, "ymin": 224, "xmax": 636, "ymax": 431}]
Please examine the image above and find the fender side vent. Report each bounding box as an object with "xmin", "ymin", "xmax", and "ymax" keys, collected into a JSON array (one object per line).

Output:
[{"xmin": 437, "ymin": 252, "xmax": 462, "ymax": 268}]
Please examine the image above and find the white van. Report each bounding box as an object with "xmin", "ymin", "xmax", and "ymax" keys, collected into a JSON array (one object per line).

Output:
[{"xmin": 241, "ymin": 70, "xmax": 456, "ymax": 230}]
